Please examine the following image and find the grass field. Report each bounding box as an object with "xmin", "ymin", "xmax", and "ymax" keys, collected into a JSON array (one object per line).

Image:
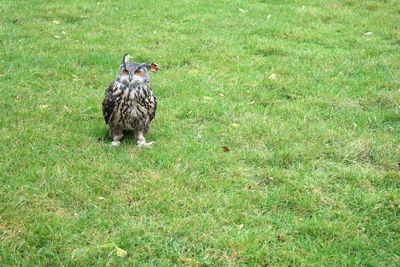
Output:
[{"xmin": 1, "ymin": 0, "xmax": 400, "ymax": 265}]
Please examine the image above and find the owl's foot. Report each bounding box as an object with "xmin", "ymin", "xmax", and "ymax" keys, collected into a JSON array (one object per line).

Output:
[
  {"xmin": 137, "ymin": 141, "xmax": 153, "ymax": 148},
  {"xmin": 109, "ymin": 128, "xmax": 123, "ymax": 147},
  {"xmin": 111, "ymin": 141, "xmax": 121, "ymax": 146},
  {"xmin": 136, "ymin": 133, "xmax": 153, "ymax": 147}
]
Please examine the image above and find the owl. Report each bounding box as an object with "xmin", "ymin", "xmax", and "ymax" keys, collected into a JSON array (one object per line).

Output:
[{"xmin": 102, "ymin": 54, "xmax": 159, "ymax": 146}]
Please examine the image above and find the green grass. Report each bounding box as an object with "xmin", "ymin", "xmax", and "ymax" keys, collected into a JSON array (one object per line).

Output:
[{"xmin": 1, "ymin": 0, "xmax": 399, "ymax": 265}]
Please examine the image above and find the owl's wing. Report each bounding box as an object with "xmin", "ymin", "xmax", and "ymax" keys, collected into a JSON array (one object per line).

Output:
[
  {"xmin": 102, "ymin": 82, "xmax": 117, "ymax": 124},
  {"xmin": 148, "ymin": 89, "xmax": 157, "ymax": 121}
]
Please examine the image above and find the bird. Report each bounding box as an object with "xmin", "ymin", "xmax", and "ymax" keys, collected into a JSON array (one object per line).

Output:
[{"xmin": 102, "ymin": 54, "xmax": 159, "ymax": 146}]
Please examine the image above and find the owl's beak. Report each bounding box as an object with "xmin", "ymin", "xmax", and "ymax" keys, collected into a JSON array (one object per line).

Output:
[{"xmin": 128, "ymin": 75, "xmax": 133, "ymax": 82}]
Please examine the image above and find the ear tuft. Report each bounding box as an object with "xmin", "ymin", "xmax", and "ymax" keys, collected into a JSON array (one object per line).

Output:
[
  {"xmin": 149, "ymin": 63, "xmax": 160, "ymax": 72},
  {"xmin": 122, "ymin": 54, "xmax": 130, "ymax": 64}
]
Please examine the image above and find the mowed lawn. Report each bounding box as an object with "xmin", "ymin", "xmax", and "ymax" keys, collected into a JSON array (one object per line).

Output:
[{"xmin": 1, "ymin": 0, "xmax": 399, "ymax": 265}]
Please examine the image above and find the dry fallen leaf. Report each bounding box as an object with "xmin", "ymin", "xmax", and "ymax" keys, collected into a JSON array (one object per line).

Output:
[
  {"xmin": 100, "ymin": 243, "xmax": 115, "ymax": 249},
  {"xmin": 54, "ymin": 35, "xmax": 61, "ymax": 39},
  {"xmin": 278, "ymin": 233, "xmax": 284, "ymax": 241},
  {"xmin": 116, "ymin": 247, "xmax": 127, "ymax": 257},
  {"xmin": 39, "ymin": 105, "xmax": 48, "ymax": 109},
  {"xmin": 93, "ymin": 75, "xmax": 97, "ymax": 81},
  {"xmin": 365, "ymin": 32, "xmax": 373, "ymax": 35},
  {"xmin": 149, "ymin": 62, "xmax": 160, "ymax": 72},
  {"xmin": 53, "ymin": 20, "xmax": 61, "ymax": 24},
  {"xmin": 48, "ymin": 72, "xmax": 56, "ymax": 77},
  {"xmin": 221, "ymin": 146, "xmax": 230, "ymax": 152},
  {"xmin": 238, "ymin": 8, "xmax": 248, "ymax": 13},
  {"xmin": 181, "ymin": 258, "xmax": 199, "ymax": 264},
  {"xmin": 239, "ymin": 224, "xmax": 244, "ymax": 229},
  {"xmin": 97, "ymin": 196, "xmax": 105, "ymax": 201},
  {"xmin": 242, "ymin": 212, "xmax": 248, "ymax": 217},
  {"xmin": 231, "ymin": 123, "xmax": 240, "ymax": 128},
  {"xmin": 219, "ymin": 93, "xmax": 225, "ymax": 97},
  {"xmin": 268, "ymin": 73, "xmax": 277, "ymax": 80}
]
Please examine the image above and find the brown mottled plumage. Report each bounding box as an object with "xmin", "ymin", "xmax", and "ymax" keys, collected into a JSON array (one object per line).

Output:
[{"xmin": 102, "ymin": 54, "xmax": 159, "ymax": 146}]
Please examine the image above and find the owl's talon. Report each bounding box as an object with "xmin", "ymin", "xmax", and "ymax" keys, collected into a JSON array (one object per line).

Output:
[
  {"xmin": 111, "ymin": 141, "xmax": 121, "ymax": 146},
  {"xmin": 137, "ymin": 141, "xmax": 153, "ymax": 147}
]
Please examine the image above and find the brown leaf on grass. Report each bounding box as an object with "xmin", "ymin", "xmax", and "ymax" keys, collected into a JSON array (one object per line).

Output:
[
  {"xmin": 242, "ymin": 212, "xmax": 248, "ymax": 217},
  {"xmin": 48, "ymin": 72, "xmax": 56, "ymax": 77},
  {"xmin": 278, "ymin": 233, "xmax": 284, "ymax": 241},
  {"xmin": 239, "ymin": 224, "xmax": 244, "ymax": 230},
  {"xmin": 93, "ymin": 75, "xmax": 97, "ymax": 81},
  {"xmin": 396, "ymin": 162, "xmax": 400, "ymax": 168},
  {"xmin": 149, "ymin": 63, "xmax": 160, "ymax": 72},
  {"xmin": 221, "ymin": 146, "xmax": 230, "ymax": 152}
]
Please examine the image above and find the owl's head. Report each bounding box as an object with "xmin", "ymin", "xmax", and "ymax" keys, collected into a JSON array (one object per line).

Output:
[{"xmin": 116, "ymin": 54, "xmax": 159, "ymax": 86}]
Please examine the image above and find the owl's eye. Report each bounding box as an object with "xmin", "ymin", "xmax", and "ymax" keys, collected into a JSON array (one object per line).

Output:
[
  {"xmin": 122, "ymin": 70, "xmax": 129, "ymax": 74},
  {"xmin": 134, "ymin": 70, "xmax": 141, "ymax": 75}
]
